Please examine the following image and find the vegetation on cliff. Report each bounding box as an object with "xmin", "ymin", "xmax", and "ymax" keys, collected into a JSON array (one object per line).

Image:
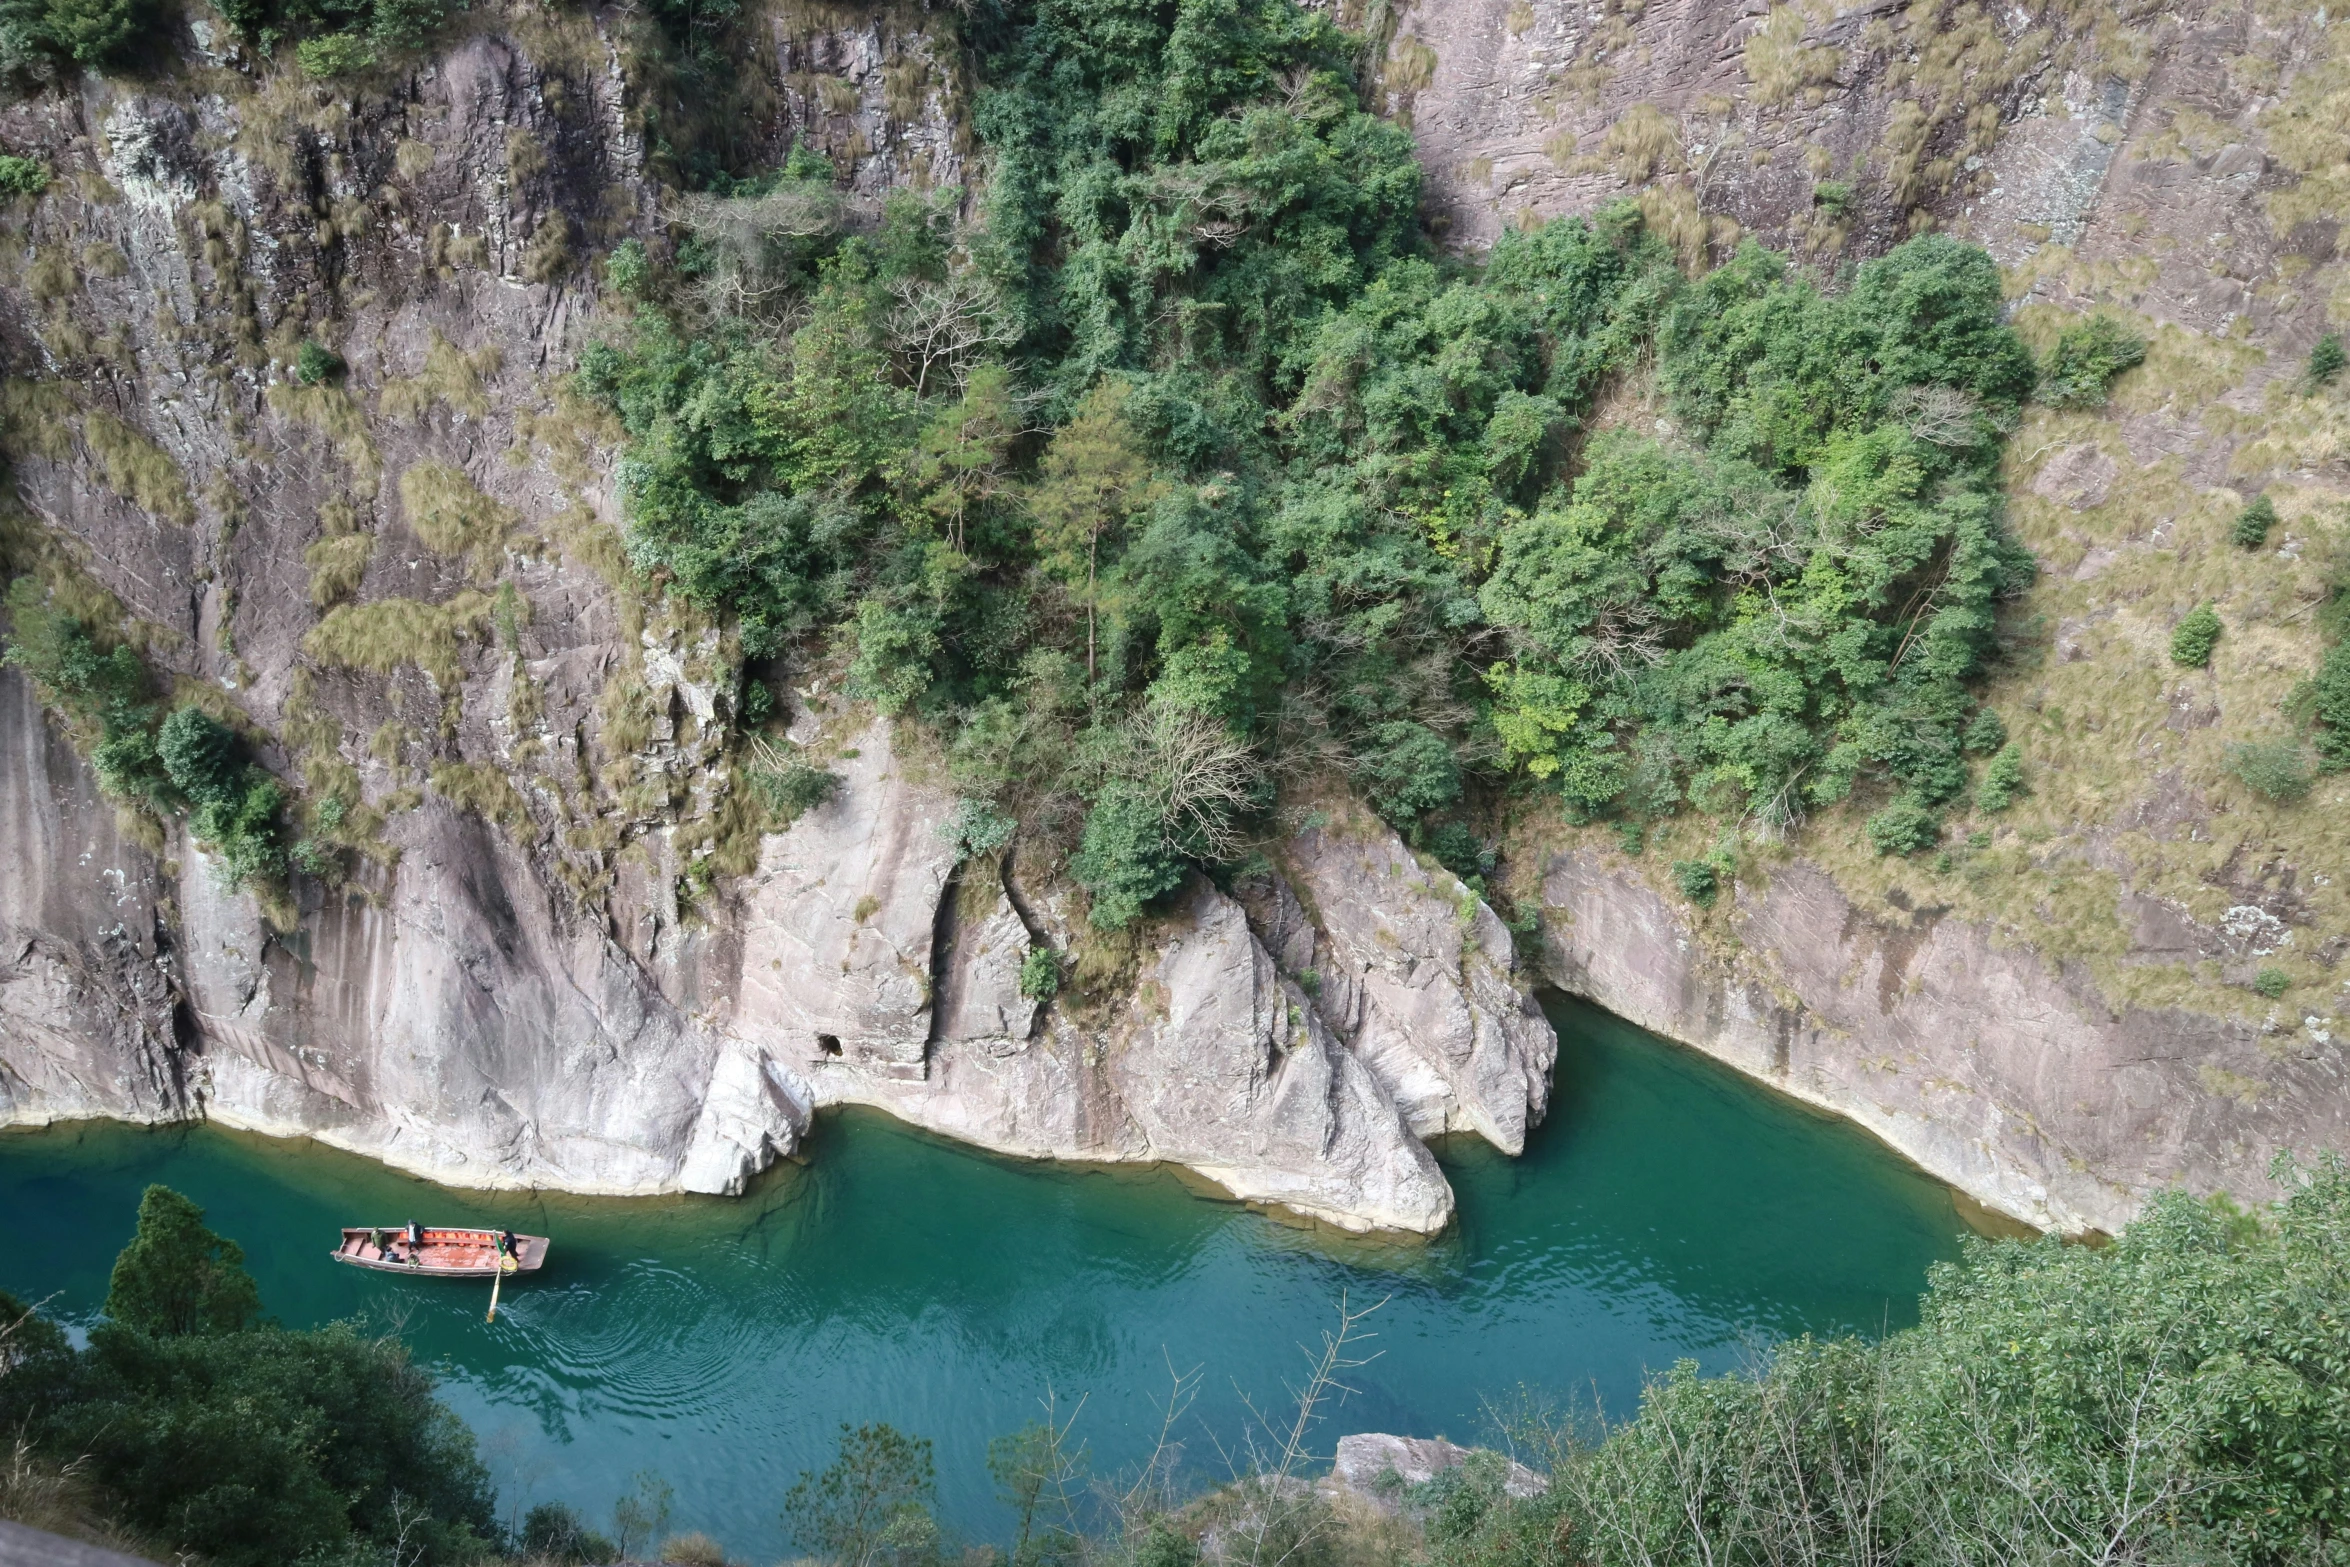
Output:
[
  {"xmin": 584, "ymin": 0, "xmax": 2049, "ymax": 927},
  {"xmin": 1, "ymin": 577, "xmax": 299, "ymax": 888}
]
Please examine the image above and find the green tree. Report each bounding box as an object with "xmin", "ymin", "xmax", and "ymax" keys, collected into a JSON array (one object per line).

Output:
[
  {"xmin": 2170, "ymin": 603, "xmax": 2221, "ymax": 668},
  {"xmin": 103, "ymin": 1185, "xmax": 261, "ymax": 1338},
  {"xmin": 2310, "ymin": 332, "xmax": 2345, "ymax": 389},
  {"xmin": 784, "ymin": 1423, "xmax": 940, "ymax": 1567},
  {"xmin": 1975, "ymin": 742, "xmax": 2027, "ymax": 812},
  {"xmin": 913, "ymin": 361, "xmax": 1019, "ymax": 555},
  {"xmin": 2036, "ymin": 313, "xmax": 2148, "ymax": 409},
  {"xmin": 37, "ymin": 0, "xmax": 155, "ymax": 66},
  {"xmin": 2233, "ymin": 492, "xmax": 2278, "ymax": 549},
  {"xmin": 1031, "ymin": 380, "xmax": 1157, "ymax": 687}
]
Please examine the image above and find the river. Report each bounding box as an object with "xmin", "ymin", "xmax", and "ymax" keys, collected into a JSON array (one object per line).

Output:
[{"xmin": 0, "ymin": 996, "xmax": 1980, "ymax": 1556}]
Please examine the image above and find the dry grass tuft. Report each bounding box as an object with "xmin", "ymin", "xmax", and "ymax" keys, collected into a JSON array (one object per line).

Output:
[
  {"xmin": 304, "ymin": 592, "xmax": 493, "ymax": 686},
  {"xmin": 397, "ymin": 462, "xmax": 518, "ymax": 580},
  {"xmin": 379, "ymin": 331, "xmax": 501, "ymax": 422}
]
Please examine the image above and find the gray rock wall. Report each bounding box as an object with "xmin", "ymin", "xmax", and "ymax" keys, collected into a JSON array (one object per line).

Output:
[{"xmin": 1539, "ymin": 849, "xmax": 2350, "ymax": 1233}]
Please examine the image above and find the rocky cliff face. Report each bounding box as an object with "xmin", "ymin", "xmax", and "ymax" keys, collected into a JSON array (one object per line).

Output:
[
  {"xmin": 1389, "ymin": 0, "xmax": 2350, "ymax": 1228},
  {"xmin": 2, "ymin": 0, "xmax": 2346, "ymax": 1236}
]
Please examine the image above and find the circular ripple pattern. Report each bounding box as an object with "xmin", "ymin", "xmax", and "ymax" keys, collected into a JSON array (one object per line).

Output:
[{"xmin": 0, "ymin": 998, "xmax": 1973, "ymax": 1561}]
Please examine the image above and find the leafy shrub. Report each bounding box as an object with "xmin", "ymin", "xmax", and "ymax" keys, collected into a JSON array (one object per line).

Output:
[
  {"xmin": 1, "ymin": 580, "xmax": 172, "ymax": 809},
  {"xmin": 2224, "ymin": 738, "xmax": 2313, "ymax": 802},
  {"xmin": 38, "ymin": 0, "xmax": 155, "ymax": 66},
  {"xmin": 295, "ymin": 31, "xmax": 374, "ymax": 75},
  {"xmin": 1960, "ymin": 707, "xmax": 2005, "ymax": 754},
  {"xmin": 1425, "ymin": 820, "xmax": 1491, "ymax": 883},
  {"xmin": 1811, "ymin": 179, "xmax": 1854, "ymax": 216},
  {"xmin": 2252, "ymin": 966, "xmax": 2291, "ymax": 999},
  {"xmin": 2232, "ymin": 492, "xmax": 2277, "ymax": 549},
  {"xmin": 158, "ymin": 707, "xmax": 288, "ymax": 886},
  {"xmin": 2036, "ymin": 314, "xmax": 2147, "ymax": 409},
  {"xmin": 2170, "ymin": 603, "xmax": 2221, "ymax": 668},
  {"xmin": 1071, "ymin": 782, "xmax": 1186, "ymax": 930},
  {"xmin": 604, "ymin": 238, "xmax": 651, "ymax": 297},
  {"xmin": 521, "ymin": 1502, "xmax": 618, "ymax": 1564},
  {"xmin": 294, "ymin": 340, "xmax": 344, "ymax": 386},
  {"xmin": 2314, "ymin": 638, "xmax": 2350, "ymax": 770},
  {"xmin": 1351, "ymin": 719, "xmax": 1461, "ymax": 824},
  {"xmin": 749, "ymin": 758, "xmax": 839, "ymax": 826},
  {"xmin": 2311, "ymin": 332, "xmax": 2346, "ymax": 389},
  {"xmin": 365, "ymin": 0, "xmax": 446, "ymax": 51},
  {"xmin": 1866, "ymin": 796, "xmax": 1940, "ymax": 855},
  {"xmin": 1975, "ymin": 742, "xmax": 2026, "ymax": 813},
  {"xmin": 0, "ymin": 153, "xmax": 49, "ymax": 195},
  {"xmin": 1018, "ymin": 945, "xmax": 1059, "ymax": 1002},
  {"xmin": 1670, "ymin": 859, "xmax": 1718, "ymax": 906}
]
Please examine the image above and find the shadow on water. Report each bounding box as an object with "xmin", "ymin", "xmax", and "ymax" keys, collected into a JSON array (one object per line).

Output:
[{"xmin": 0, "ymin": 993, "xmax": 1978, "ymax": 1557}]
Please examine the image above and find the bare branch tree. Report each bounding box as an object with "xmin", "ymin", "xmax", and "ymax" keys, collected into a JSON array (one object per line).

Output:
[{"xmin": 889, "ymin": 273, "xmax": 1019, "ymax": 398}]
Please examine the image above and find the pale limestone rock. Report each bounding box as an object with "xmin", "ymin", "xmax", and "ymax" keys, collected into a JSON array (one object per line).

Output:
[
  {"xmin": 821, "ymin": 880, "xmax": 1454, "ymax": 1234},
  {"xmin": 679, "ymin": 1044, "xmax": 812, "ymax": 1195},
  {"xmin": 1243, "ymin": 822, "xmax": 1556, "ymax": 1155},
  {"xmin": 1114, "ymin": 884, "xmax": 1454, "ymax": 1234},
  {"xmin": 729, "ymin": 720, "xmax": 957, "ymax": 1077},
  {"xmin": 1322, "ymin": 1434, "xmax": 1548, "ymax": 1515},
  {"xmin": 1538, "ymin": 850, "xmax": 2350, "ymax": 1235},
  {"xmin": 932, "ymin": 864, "xmax": 1040, "ymax": 1047}
]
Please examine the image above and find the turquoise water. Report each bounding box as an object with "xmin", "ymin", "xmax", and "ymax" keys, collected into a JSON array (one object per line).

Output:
[{"xmin": 0, "ymin": 997, "xmax": 1972, "ymax": 1556}]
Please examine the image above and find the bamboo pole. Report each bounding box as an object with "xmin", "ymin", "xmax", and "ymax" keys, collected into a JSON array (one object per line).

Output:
[{"xmin": 487, "ymin": 1240, "xmax": 507, "ymax": 1323}]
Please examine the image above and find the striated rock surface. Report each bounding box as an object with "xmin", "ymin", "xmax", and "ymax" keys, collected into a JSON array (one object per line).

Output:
[
  {"xmin": 1540, "ymin": 849, "xmax": 2350, "ymax": 1234},
  {"xmin": 1240, "ymin": 815, "xmax": 1555, "ymax": 1155}
]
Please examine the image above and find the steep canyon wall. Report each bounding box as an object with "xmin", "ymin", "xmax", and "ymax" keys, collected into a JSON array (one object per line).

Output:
[{"xmin": 1, "ymin": 0, "xmax": 2346, "ymax": 1233}]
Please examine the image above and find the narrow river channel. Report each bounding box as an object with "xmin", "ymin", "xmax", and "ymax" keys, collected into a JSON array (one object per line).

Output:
[{"xmin": 0, "ymin": 997, "xmax": 1979, "ymax": 1556}]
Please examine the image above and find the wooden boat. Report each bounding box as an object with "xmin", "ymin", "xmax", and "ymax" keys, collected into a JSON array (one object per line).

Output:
[{"xmin": 330, "ymin": 1226, "xmax": 550, "ymax": 1279}]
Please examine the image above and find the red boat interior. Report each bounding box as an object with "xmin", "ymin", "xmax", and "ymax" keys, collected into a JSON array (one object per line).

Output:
[{"xmin": 334, "ymin": 1227, "xmax": 545, "ymax": 1272}]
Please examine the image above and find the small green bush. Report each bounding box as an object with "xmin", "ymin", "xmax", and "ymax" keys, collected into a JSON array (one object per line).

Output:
[
  {"xmin": 2252, "ymin": 966, "xmax": 2291, "ymax": 1000},
  {"xmin": 295, "ymin": 31, "xmax": 374, "ymax": 76},
  {"xmin": 2231, "ymin": 493, "xmax": 2277, "ymax": 549},
  {"xmin": 1866, "ymin": 796, "xmax": 1941, "ymax": 856},
  {"xmin": 1812, "ymin": 180, "xmax": 1854, "ymax": 216},
  {"xmin": 366, "ymin": 0, "xmax": 448, "ymax": 51},
  {"xmin": 2313, "ymin": 638, "xmax": 2350, "ymax": 770},
  {"xmin": 294, "ymin": 340, "xmax": 345, "ymax": 386},
  {"xmin": 0, "ymin": 154, "xmax": 50, "ymax": 196},
  {"xmin": 1018, "ymin": 945, "xmax": 1059, "ymax": 1001},
  {"xmin": 605, "ymin": 238, "xmax": 652, "ymax": 298},
  {"xmin": 157, "ymin": 707, "xmax": 288, "ymax": 887},
  {"xmin": 1670, "ymin": 859, "xmax": 1718, "ymax": 906},
  {"xmin": 41, "ymin": 0, "xmax": 155, "ymax": 66},
  {"xmin": 750, "ymin": 760, "xmax": 839, "ymax": 826},
  {"xmin": 1424, "ymin": 820, "xmax": 1490, "ymax": 883},
  {"xmin": 2170, "ymin": 603, "xmax": 2221, "ymax": 668},
  {"xmin": 1975, "ymin": 743, "xmax": 2026, "ymax": 813},
  {"xmin": 519, "ymin": 1503, "xmax": 617, "ymax": 1564},
  {"xmin": 2037, "ymin": 314, "xmax": 2148, "ymax": 409},
  {"xmin": 1961, "ymin": 707, "xmax": 2006, "ymax": 755},
  {"xmin": 2224, "ymin": 738, "xmax": 2313, "ymax": 803},
  {"xmin": 2310, "ymin": 333, "xmax": 2346, "ymax": 389}
]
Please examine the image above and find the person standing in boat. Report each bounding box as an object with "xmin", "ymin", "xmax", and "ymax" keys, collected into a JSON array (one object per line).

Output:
[{"xmin": 405, "ymin": 1220, "xmax": 423, "ymax": 1263}]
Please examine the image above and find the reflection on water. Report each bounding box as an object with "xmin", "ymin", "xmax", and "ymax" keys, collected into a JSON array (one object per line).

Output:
[{"xmin": 0, "ymin": 996, "xmax": 1972, "ymax": 1556}]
